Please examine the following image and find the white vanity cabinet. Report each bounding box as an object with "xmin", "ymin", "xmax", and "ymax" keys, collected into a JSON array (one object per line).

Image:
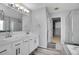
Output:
[
  {"xmin": 0, "ymin": 44, "xmax": 12, "ymax": 55},
  {"xmin": 0, "ymin": 33, "xmax": 39, "ymax": 55}
]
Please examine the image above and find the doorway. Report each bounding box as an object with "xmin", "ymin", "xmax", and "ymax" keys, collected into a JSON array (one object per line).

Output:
[
  {"xmin": 47, "ymin": 17, "xmax": 61, "ymax": 48},
  {"xmin": 52, "ymin": 17, "xmax": 61, "ymax": 44}
]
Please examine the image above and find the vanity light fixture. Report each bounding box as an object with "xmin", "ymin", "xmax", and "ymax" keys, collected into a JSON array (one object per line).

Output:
[
  {"xmin": 24, "ymin": 9, "xmax": 30, "ymax": 13},
  {"xmin": 15, "ymin": 4, "xmax": 30, "ymax": 13},
  {"xmin": 19, "ymin": 6, "xmax": 24, "ymax": 9},
  {"xmin": 8, "ymin": 3, "xmax": 30, "ymax": 14},
  {"xmin": 15, "ymin": 4, "xmax": 20, "ymax": 7}
]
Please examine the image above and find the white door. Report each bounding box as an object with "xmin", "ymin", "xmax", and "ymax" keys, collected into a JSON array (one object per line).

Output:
[
  {"xmin": 71, "ymin": 10, "xmax": 79, "ymax": 44},
  {"xmin": 65, "ymin": 12, "xmax": 72, "ymax": 43}
]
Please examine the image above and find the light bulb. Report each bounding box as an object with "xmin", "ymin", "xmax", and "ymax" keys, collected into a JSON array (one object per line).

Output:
[
  {"xmin": 24, "ymin": 9, "xmax": 30, "ymax": 13},
  {"xmin": 15, "ymin": 4, "xmax": 20, "ymax": 7},
  {"xmin": 19, "ymin": 6, "xmax": 24, "ymax": 9}
]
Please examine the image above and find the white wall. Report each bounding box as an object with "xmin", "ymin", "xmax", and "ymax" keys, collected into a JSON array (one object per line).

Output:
[
  {"xmin": 22, "ymin": 13, "xmax": 32, "ymax": 33},
  {"xmin": 65, "ymin": 11, "xmax": 72, "ymax": 43},
  {"xmin": 32, "ymin": 7, "xmax": 47, "ymax": 48},
  {"xmin": 47, "ymin": 17, "xmax": 53, "ymax": 43},
  {"xmin": 50, "ymin": 11, "xmax": 69, "ymax": 44},
  {"xmin": 46, "ymin": 10, "xmax": 53, "ymax": 43}
]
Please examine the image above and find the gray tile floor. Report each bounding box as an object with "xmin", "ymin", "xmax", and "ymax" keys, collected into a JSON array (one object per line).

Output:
[
  {"xmin": 47, "ymin": 42, "xmax": 56, "ymax": 48},
  {"xmin": 32, "ymin": 43, "xmax": 67, "ymax": 55},
  {"xmin": 32, "ymin": 48, "xmax": 65, "ymax": 55}
]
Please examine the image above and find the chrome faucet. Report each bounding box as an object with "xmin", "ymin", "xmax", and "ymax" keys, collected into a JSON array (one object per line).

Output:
[{"xmin": 6, "ymin": 32, "xmax": 12, "ymax": 38}]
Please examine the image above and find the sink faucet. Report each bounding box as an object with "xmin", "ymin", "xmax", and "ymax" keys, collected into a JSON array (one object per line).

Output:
[
  {"xmin": 26, "ymin": 32, "xmax": 30, "ymax": 34},
  {"xmin": 6, "ymin": 32, "xmax": 12, "ymax": 38}
]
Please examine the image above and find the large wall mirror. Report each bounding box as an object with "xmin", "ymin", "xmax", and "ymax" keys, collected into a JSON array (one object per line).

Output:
[
  {"xmin": 0, "ymin": 13, "xmax": 22, "ymax": 32},
  {"xmin": 10, "ymin": 18, "xmax": 22, "ymax": 32}
]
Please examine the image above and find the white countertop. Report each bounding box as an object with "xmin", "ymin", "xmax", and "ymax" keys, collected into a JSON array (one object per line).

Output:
[{"xmin": 0, "ymin": 32, "xmax": 37, "ymax": 47}]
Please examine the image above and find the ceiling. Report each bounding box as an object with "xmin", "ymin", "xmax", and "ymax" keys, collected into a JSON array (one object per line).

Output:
[{"xmin": 23, "ymin": 3, "xmax": 79, "ymax": 14}]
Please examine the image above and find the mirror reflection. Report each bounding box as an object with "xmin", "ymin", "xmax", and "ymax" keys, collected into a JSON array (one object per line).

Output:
[{"xmin": 0, "ymin": 13, "xmax": 22, "ymax": 32}]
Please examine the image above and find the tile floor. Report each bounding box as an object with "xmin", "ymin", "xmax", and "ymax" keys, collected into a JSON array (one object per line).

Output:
[
  {"xmin": 32, "ymin": 47, "xmax": 66, "ymax": 55},
  {"xmin": 32, "ymin": 43, "xmax": 67, "ymax": 55}
]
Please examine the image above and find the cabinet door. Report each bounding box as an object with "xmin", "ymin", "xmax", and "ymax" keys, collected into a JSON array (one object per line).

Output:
[
  {"xmin": 71, "ymin": 10, "xmax": 79, "ymax": 44},
  {"xmin": 29, "ymin": 39, "xmax": 34, "ymax": 53},
  {"xmin": 0, "ymin": 45, "xmax": 11, "ymax": 55},
  {"xmin": 21, "ymin": 40, "xmax": 29, "ymax": 55}
]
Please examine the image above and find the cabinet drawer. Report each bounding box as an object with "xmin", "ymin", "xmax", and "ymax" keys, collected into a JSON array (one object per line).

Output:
[
  {"xmin": 13, "ymin": 41, "xmax": 22, "ymax": 47},
  {"xmin": 0, "ymin": 45, "xmax": 11, "ymax": 55}
]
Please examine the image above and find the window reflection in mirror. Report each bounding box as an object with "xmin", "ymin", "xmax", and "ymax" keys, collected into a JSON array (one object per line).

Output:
[
  {"xmin": 0, "ymin": 20, "xmax": 4, "ymax": 31},
  {"xmin": 4, "ymin": 16, "xmax": 10, "ymax": 32},
  {"xmin": 10, "ymin": 18, "xmax": 22, "ymax": 32},
  {"xmin": 0, "ymin": 15, "xmax": 22, "ymax": 32}
]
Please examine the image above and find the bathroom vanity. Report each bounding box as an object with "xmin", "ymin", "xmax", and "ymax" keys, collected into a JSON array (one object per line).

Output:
[
  {"xmin": 0, "ymin": 32, "xmax": 39, "ymax": 55},
  {"xmin": 0, "ymin": 4, "xmax": 39, "ymax": 55}
]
